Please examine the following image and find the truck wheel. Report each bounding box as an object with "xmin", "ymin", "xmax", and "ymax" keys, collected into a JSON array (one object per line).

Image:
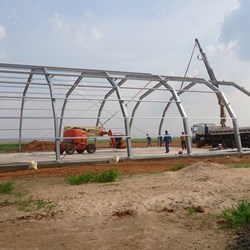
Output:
[
  {"xmin": 76, "ymin": 149, "xmax": 84, "ymax": 154},
  {"xmin": 196, "ymin": 141, "xmax": 201, "ymax": 148},
  {"xmin": 65, "ymin": 144, "xmax": 75, "ymax": 155},
  {"xmin": 86, "ymin": 143, "xmax": 96, "ymax": 154}
]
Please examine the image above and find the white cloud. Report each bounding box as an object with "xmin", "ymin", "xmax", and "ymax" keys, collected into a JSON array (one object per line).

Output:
[
  {"xmin": 219, "ymin": 0, "xmax": 250, "ymax": 60},
  {"xmin": 91, "ymin": 28, "xmax": 102, "ymax": 39},
  {"xmin": 0, "ymin": 25, "xmax": 6, "ymax": 39},
  {"xmin": 51, "ymin": 13, "xmax": 70, "ymax": 33},
  {"xmin": 208, "ymin": 40, "xmax": 237, "ymax": 53},
  {"xmin": 50, "ymin": 12, "xmax": 102, "ymax": 47},
  {"xmin": 75, "ymin": 27, "xmax": 103, "ymax": 46}
]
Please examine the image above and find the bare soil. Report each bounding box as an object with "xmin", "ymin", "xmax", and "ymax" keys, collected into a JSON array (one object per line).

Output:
[{"xmin": 0, "ymin": 141, "xmax": 250, "ymax": 249}]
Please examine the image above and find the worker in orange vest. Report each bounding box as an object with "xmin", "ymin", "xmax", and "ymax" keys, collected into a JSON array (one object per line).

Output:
[{"xmin": 180, "ymin": 132, "xmax": 187, "ymax": 150}]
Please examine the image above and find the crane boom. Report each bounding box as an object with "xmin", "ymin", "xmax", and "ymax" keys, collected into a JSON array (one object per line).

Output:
[{"xmin": 195, "ymin": 38, "xmax": 226, "ymax": 127}]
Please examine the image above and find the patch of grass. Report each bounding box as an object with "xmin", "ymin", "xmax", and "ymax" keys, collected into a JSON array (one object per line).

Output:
[
  {"xmin": 0, "ymin": 143, "xmax": 19, "ymax": 153},
  {"xmin": 0, "ymin": 182, "xmax": 14, "ymax": 194},
  {"xmin": 66, "ymin": 168, "xmax": 120, "ymax": 185},
  {"xmin": 19, "ymin": 199, "xmax": 57, "ymax": 212},
  {"xmin": 186, "ymin": 205, "xmax": 197, "ymax": 216},
  {"xmin": 222, "ymin": 200, "xmax": 250, "ymax": 228},
  {"xmin": 229, "ymin": 162, "xmax": 250, "ymax": 168},
  {"xmin": 98, "ymin": 169, "xmax": 120, "ymax": 182},
  {"xmin": 171, "ymin": 162, "xmax": 185, "ymax": 171},
  {"xmin": 14, "ymin": 191, "xmax": 29, "ymax": 198},
  {"xmin": 66, "ymin": 172, "xmax": 96, "ymax": 185}
]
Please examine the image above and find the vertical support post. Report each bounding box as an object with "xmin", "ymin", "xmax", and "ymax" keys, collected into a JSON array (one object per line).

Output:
[
  {"xmin": 203, "ymin": 80, "xmax": 242, "ymax": 152},
  {"xmin": 158, "ymin": 76, "xmax": 192, "ymax": 154},
  {"xmin": 106, "ymin": 74, "xmax": 132, "ymax": 158},
  {"xmin": 232, "ymin": 118, "xmax": 242, "ymax": 151},
  {"xmin": 44, "ymin": 68, "xmax": 61, "ymax": 161},
  {"xmin": 158, "ymin": 81, "xmax": 197, "ymax": 153}
]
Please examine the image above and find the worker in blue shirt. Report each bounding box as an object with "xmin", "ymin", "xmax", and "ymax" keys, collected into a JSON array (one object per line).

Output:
[
  {"xmin": 163, "ymin": 130, "xmax": 172, "ymax": 153},
  {"xmin": 146, "ymin": 134, "xmax": 152, "ymax": 147}
]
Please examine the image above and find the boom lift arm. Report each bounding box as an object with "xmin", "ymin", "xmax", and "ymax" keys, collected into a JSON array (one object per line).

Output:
[{"xmin": 195, "ymin": 38, "xmax": 226, "ymax": 127}]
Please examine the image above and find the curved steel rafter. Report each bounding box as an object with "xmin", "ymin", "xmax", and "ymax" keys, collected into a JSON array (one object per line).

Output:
[
  {"xmin": 18, "ymin": 70, "xmax": 34, "ymax": 151},
  {"xmin": 157, "ymin": 76, "xmax": 192, "ymax": 154},
  {"xmin": 96, "ymin": 78, "xmax": 127, "ymax": 129},
  {"xmin": 59, "ymin": 72, "xmax": 85, "ymax": 136},
  {"xmin": 106, "ymin": 73, "xmax": 132, "ymax": 157},
  {"xmin": 44, "ymin": 68, "xmax": 61, "ymax": 161},
  {"xmin": 158, "ymin": 81, "xmax": 197, "ymax": 138},
  {"xmin": 129, "ymin": 81, "xmax": 164, "ymax": 129},
  {"xmin": 129, "ymin": 75, "xmax": 193, "ymax": 154}
]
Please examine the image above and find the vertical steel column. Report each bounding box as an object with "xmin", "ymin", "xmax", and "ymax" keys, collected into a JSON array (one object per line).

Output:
[
  {"xmin": 19, "ymin": 70, "xmax": 33, "ymax": 151},
  {"xmin": 106, "ymin": 74, "xmax": 132, "ymax": 158},
  {"xmin": 203, "ymin": 80, "xmax": 242, "ymax": 152},
  {"xmin": 44, "ymin": 68, "xmax": 61, "ymax": 161},
  {"xmin": 158, "ymin": 76, "xmax": 191, "ymax": 154}
]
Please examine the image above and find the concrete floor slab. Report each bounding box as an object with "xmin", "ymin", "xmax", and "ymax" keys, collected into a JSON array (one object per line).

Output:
[{"xmin": 0, "ymin": 146, "xmax": 245, "ymax": 167}]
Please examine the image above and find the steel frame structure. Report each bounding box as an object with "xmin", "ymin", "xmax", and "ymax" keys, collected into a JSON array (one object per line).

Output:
[{"xmin": 0, "ymin": 63, "xmax": 247, "ymax": 162}]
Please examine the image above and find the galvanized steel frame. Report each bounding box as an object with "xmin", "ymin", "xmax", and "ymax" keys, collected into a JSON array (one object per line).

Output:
[{"xmin": 0, "ymin": 63, "xmax": 247, "ymax": 162}]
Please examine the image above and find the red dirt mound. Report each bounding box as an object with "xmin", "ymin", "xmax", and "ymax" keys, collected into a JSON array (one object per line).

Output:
[{"xmin": 21, "ymin": 140, "xmax": 55, "ymax": 152}]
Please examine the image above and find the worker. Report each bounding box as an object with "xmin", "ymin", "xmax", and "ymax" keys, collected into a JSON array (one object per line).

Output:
[
  {"xmin": 180, "ymin": 132, "xmax": 187, "ymax": 150},
  {"xmin": 146, "ymin": 134, "xmax": 152, "ymax": 147},
  {"xmin": 163, "ymin": 130, "xmax": 172, "ymax": 153}
]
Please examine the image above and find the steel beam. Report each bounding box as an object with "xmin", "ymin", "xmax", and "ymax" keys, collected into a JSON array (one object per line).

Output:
[
  {"xmin": 106, "ymin": 73, "xmax": 132, "ymax": 158},
  {"xmin": 44, "ymin": 68, "xmax": 61, "ymax": 161}
]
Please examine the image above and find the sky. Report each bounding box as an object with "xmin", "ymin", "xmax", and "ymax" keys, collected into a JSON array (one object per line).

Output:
[{"xmin": 0, "ymin": 0, "xmax": 250, "ymax": 139}]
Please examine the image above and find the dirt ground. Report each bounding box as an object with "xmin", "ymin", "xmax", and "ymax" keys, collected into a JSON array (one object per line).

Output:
[{"xmin": 0, "ymin": 142, "xmax": 250, "ymax": 249}]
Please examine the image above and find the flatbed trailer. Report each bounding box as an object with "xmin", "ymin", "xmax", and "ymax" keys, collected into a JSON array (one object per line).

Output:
[
  {"xmin": 210, "ymin": 127, "xmax": 250, "ymax": 148},
  {"xmin": 192, "ymin": 123, "xmax": 250, "ymax": 148}
]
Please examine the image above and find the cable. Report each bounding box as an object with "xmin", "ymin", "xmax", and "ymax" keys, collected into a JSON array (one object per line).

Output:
[
  {"xmin": 101, "ymin": 80, "xmax": 153, "ymax": 134},
  {"xmin": 180, "ymin": 43, "xmax": 197, "ymax": 89}
]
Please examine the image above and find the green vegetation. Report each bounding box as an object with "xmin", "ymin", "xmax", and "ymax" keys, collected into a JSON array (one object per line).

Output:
[
  {"xmin": 19, "ymin": 199, "xmax": 57, "ymax": 212},
  {"xmin": 0, "ymin": 182, "xmax": 14, "ymax": 194},
  {"xmin": 0, "ymin": 143, "xmax": 19, "ymax": 153},
  {"xmin": 222, "ymin": 200, "xmax": 250, "ymax": 228},
  {"xmin": 0, "ymin": 181, "xmax": 56, "ymax": 212},
  {"xmin": 66, "ymin": 168, "xmax": 120, "ymax": 185},
  {"xmin": 186, "ymin": 205, "xmax": 197, "ymax": 216},
  {"xmin": 229, "ymin": 162, "xmax": 250, "ymax": 168},
  {"xmin": 171, "ymin": 162, "xmax": 185, "ymax": 171}
]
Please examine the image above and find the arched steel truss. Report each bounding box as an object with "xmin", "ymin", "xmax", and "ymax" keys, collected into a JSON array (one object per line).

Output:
[{"xmin": 0, "ymin": 63, "xmax": 248, "ymax": 162}]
